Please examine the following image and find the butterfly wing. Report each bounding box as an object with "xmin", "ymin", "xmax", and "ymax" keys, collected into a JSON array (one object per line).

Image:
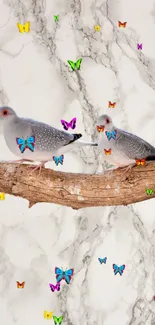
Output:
[
  {"xmin": 65, "ymin": 269, "xmax": 74, "ymax": 276},
  {"xmin": 21, "ymin": 281, "xmax": 25, "ymax": 288},
  {"xmin": 146, "ymin": 188, "xmax": 149, "ymax": 195},
  {"xmin": 53, "ymin": 316, "xmax": 58, "ymax": 324},
  {"xmin": 55, "ymin": 267, "xmax": 63, "ymax": 282},
  {"xmin": 70, "ymin": 117, "xmax": 76, "ymax": 129},
  {"xmin": 98, "ymin": 258, "xmax": 103, "ymax": 264},
  {"xmin": 59, "ymin": 155, "xmax": 64, "ymax": 165},
  {"xmin": 25, "ymin": 21, "xmax": 30, "ymax": 32},
  {"xmin": 75, "ymin": 58, "xmax": 82, "ymax": 70},
  {"xmin": 17, "ymin": 23, "xmax": 24, "ymax": 33},
  {"xmin": 16, "ymin": 281, "xmax": 20, "ymax": 288},
  {"xmin": 113, "ymin": 264, "xmax": 119, "ymax": 275},
  {"xmin": 16, "ymin": 137, "xmax": 24, "ymax": 145},
  {"xmin": 49, "ymin": 283, "xmax": 55, "ymax": 292},
  {"xmin": 141, "ymin": 158, "xmax": 146, "ymax": 165},
  {"xmin": 105, "ymin": 131, "xmax": 111, "ymax": 140},
  {"xmin": 118, "ymin": 264, "xmax": 125, "ymax": 276},
  {"xmin": 60, "ymin": 120, "xmax": 69, "ymax": 131},
  {"xmin": 58, "ymin": 316, "xmax": 63, "ymax": 324},
  {"xmin": 136, "ymin": 159, "xmax": 140, "ymax": 165},
  {"xmin": 53, "ymin": 316, "xmax": 63, "ymax": 324},
  {"xmin": 44, "ymin": 310, "xmax": 47, "ymax": 319},
  {"xmin": 53, "ymin": 156, "xmax": 59, "ymax": 166},
  {"xmin": 67, "ymin": 60, "xmax": 76, "ymax": 71},
  {"xmin": 49, "ymin": 312, "xmax": 53, "ymax": 319},
  {"xmin": 16, "ymin": 138, "xmax": 26, "ymax": 153},
  {"xmin": 64, "ymin": 269, "xmax": 74, "ymax": 284},
  {"xmin": 112, "ymin": 130, "xmax": 117, "ymax": 140},
  {"xmin": 103, "ymin": 257, "xmax": 107, "ymax": 264},
  {"xmin": 26, "ymin": 136, "xmax": 35, "ymax": 152},
  {"xmin": 27, "ymin": 136, "xmax": 35, "ymax": 143}
]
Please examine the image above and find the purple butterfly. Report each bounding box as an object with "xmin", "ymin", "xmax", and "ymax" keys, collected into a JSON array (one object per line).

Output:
[
  {"xmin": 137, "ymin": 43, "xmax": 142, "ymax": 50},
  {"xmin": 49, "ymin": 282, "xmax": 60, "ymax": 292},
  {"xmin": 60, "ymin": 117, "xmax": 76, "ymax": 131}
]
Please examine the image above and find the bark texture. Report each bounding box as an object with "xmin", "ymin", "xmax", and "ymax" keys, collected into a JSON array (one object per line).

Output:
[{"xmin": 0, "ymin": 162, "xmax": 154, "ymax": 209}]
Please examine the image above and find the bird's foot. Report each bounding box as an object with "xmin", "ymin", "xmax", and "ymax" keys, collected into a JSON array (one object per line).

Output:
[
  {"xmin": 27, "ymin": 161, "xmax": 48, "ymax": 176},
  {"xmin": 119, "ymin": 164, "xmax": 135, "ymax": 178}
]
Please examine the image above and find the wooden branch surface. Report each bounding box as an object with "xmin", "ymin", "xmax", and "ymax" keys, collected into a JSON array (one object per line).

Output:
[{"xmin": 0, "ymin": 163, "xmax": 155, "ymax": 209}]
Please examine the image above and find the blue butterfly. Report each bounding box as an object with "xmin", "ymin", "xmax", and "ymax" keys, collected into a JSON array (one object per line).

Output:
[
  {"xmin": 113, "ymin": 264, "xmax": 125, "ymax": 276},
  {"xmin": 98, "ymin": 257, "xmax": 107, "ymax": 264},
  {"xmin": 55, "ymin": 267, "xmax": 74, "ymax": 284},
  {"xmin": 16, "ymin": 136, "xmax": 35, "ymax": 153},
  {"xmin": 105, "ymin": 130, "xmax": 117, "ymax": 141},
  {"xmin": 53, "ymin": 155, "xmax": 64, "ymax": 166}
]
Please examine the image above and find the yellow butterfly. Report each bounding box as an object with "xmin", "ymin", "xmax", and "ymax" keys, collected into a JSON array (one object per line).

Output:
[
  {"xmin": 44, "ymin": 311, "xmax": 53, "ymax": 320},
  {"xmin": 0, "ymin": 192, "xmax": 5, "ymax": 200},
  {"xmin": 94, "ymin": 25, "xmax": 101, "ymax": 31},
  {"xmin": 17, "ymin": 21, "xmax": 30, "ymax": 33}
]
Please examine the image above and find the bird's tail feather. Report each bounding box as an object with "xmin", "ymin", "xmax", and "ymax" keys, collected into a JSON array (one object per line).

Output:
[
  {"xmin": 146, "ymin": 156, "xmax": 155, "ymax": 161},
  {"xmin": 66, "ymin": 134, "xmax": 98, "ymax": 146},
  {"xmin": 76, "ymin": 140, "xmax": 98, "ymax": 146},
  {"xmin": 66, "ymin": 133, "xmax": 82, "ymax": 145}
]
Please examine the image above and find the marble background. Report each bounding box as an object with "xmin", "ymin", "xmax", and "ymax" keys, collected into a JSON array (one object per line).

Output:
[{"xmin": 0, "ymin": 0, "xmax": 155, "ymax": 324}]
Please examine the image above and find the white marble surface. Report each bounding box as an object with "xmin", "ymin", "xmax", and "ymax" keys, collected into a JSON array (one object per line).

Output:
[{"xmin": 0, "ymin": 0, "xmax": 155, "ymax": 324}]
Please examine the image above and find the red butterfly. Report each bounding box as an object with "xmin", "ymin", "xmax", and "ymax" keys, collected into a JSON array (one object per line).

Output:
[
  {"xmin": 118, "ymin": 21, "xmax": 127, "ymax": 28},
  {"xmin": 104, "ymin": 148, "xmax": 112, "ymax": 155},
  {"xmin": 97, "ymin": 125, "xmax": 105, "ymax": 132},
  {"xmin": 108, "ymin": 101, "xmax": 116, "ymax": 108},
  {"xmin": 16, "ymin": 281, "xmax": 25, "ymax": 288},
  {"xmin": 135, "ymin": 158, "xmax": 146, "ymax": 166}
]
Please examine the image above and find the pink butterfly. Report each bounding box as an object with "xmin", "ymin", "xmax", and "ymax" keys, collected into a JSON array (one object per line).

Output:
[
  {"xmin": 49, "ymin": 282, "xmax": 61, "ymax": 292},
  {"xmin": 60, "ymin": 117, "xmax": 76, "ymax": 130},
  {"xmin": 137, "ymin": 43, "xmax": 142, "ymax": 50}
]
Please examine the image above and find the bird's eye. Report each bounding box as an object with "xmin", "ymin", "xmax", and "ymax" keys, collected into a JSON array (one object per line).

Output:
[
  {"xmin": 2, "ymin": 109, "xmax": 8, "ymax": 116},
  {"xmin": 106, "ymin": 118, "xmax": 110, "ymax": 124}
]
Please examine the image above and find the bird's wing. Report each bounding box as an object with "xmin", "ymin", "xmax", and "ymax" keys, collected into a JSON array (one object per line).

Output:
[
  {"xmin": 115, "ymin": 128, "xmax": 155, "ymax": 160},
  {"xmin": 21, "ymin": 118, "xmax": 74, "ymax": 150}
]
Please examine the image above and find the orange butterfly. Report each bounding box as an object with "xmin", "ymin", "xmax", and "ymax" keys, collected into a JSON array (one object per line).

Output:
[
  {"xmin": 104, "ymin": 148, "xmax": 112, "ymax": 155},
  {"xmin": 108, "ymin": 101, "xmax": 116, "ymax": 108},
  {"xmin": 118, "ymin": 21, "xmax": 127, "ymax": 28},
  {"xmin": 97, "ymin": 125, "xmax": 105, "ymax": 132},
  {"xmin": 135, "ymin": 158, "xmax": 146, "ymax": 166},
  {"xmin": 16, "ymin": 281, "xmax": 25, "ymax": 289}
]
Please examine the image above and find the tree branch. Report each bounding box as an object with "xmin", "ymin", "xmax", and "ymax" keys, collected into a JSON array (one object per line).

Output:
[{"xmin": 0, "ymin": 162, "xmax": 154, "ymax": 209}]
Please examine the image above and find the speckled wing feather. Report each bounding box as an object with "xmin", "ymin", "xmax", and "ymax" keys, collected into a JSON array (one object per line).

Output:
[
  {"xmin": 115, "ymin": 128, "xmax": 155, "ymax": 160},
  {"xmin": 21, "ymin": 118, "xmax": 75, "ymax": 152}
]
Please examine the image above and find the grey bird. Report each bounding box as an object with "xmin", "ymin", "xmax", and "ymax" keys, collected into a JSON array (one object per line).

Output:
[
  {"xmin": 96, "ymin": 114, "xmax": 155, "ymax": 170},
  {"xmin": 0, "ymin": 106, "xmax": 98, "ymax": 171}
]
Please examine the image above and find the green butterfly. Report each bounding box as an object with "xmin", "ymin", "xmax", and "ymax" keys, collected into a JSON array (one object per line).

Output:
[
  {"xmin": 67, "ymin": 58, "xmax": 82, "ymax": 71},
  {"xmin": 146, "ymin": 188, "xmax": 154, "ymax": 195},
  {"xmin": 53, "ymin": 316, "xmax": 63, "ymax": 325},
  {"xmin": 54, "ymin": 15, "xmax": 59, "ymax": 22}
]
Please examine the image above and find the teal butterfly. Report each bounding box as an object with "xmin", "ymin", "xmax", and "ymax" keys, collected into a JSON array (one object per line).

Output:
[
  {"xmin": 53, "ymin": 316, "xmax": 63, "ymax": 325},
  {"xmin": 67, "ymin": 58, "xmax": 82, "ymax": 71},
  {"xmin": 54, "ymin": 15, "xmax": 59, "ymax": 22},
  {"xmin": 146, "ymin": 188, "xmax": 154, "ymax": 195},
  {"xmin": 16, "ymin": 136, "xmax": 35, "ymax": 153}
]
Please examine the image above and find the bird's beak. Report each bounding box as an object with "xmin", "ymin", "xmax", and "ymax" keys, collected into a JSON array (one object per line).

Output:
[{"xmin": 97, "ymin": 125, "xmax": 105, "ymax": 132}]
